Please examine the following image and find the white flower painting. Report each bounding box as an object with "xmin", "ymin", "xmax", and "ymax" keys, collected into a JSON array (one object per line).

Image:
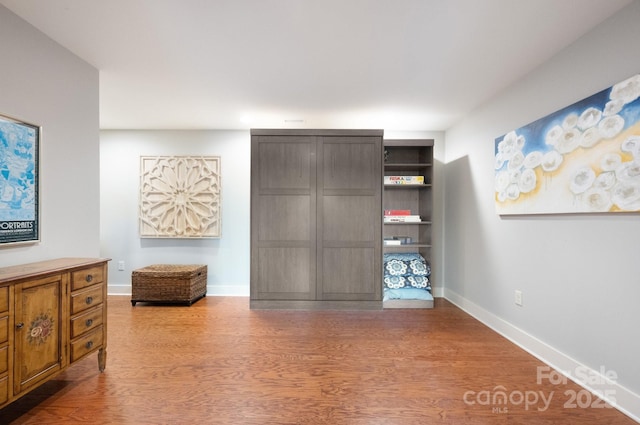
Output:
[{"xmin": 495, "ymin": 74, "xmax": 640, "ymax": 214}]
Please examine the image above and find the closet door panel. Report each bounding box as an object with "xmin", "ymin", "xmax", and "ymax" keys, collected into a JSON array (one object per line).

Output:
[
  {"xmin": 257, "ymin": 195, "xmax": 311, "ymax": 241},
  {"xmin": 257, "ymin": 141, "xmax": 311, "ymax": 189},
  {"xmin": 317, "ymin": 136, "xmax": 381, "ymax": 301},
  {"xmin": 251, "ymin": 136, "xmax": 316, "ymax": 301},
  {"xmin": 255, "ymin": 248, "xmax": 313, "ymax": 298},
  {"xmin": 321, "ymin": 247, "xmax": 376, "ymax": 300},
  {"xmin": 322, "ymin": 141, "xmax": 378, "ymax": 190},
  {"xmin": 322, "ymin": 196, "xmax": 377, "ymax": 242}
]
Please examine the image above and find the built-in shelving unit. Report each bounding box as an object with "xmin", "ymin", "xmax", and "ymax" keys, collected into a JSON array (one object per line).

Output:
[{"xmin": 383, "ymin": 139, "xmax": 434, "ymax": 308}]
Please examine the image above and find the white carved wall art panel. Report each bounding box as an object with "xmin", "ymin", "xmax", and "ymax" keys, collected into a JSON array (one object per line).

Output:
[{"xmin": 139, "ymin": 156, "xmax": 221, "ymax": 238}]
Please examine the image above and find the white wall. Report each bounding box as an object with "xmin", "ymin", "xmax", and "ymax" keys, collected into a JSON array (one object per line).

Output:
[
  {"xmin": 0, "ymin": 6, "xmax": 100, "ymax": 266},
  {"xmin": 100, "ymin": 130, "xmax": 250, "ymax": 295},
  {"xmin": 443, "ymin": 1, "xmax": 640, "ymax": 420},
  {"xmin": 100, "ymin": 130, "xmax": 447, "ymax": 297}
]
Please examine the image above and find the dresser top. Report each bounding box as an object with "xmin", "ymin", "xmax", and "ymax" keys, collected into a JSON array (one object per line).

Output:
[{"xmin": 0, "ymin": 257, "xmax": 110, "ymax": 284}]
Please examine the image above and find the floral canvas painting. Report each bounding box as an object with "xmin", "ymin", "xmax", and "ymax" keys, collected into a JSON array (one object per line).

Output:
[{"xmin": 495, "ymin": 74, "xmax": 640, "ymax": 214}]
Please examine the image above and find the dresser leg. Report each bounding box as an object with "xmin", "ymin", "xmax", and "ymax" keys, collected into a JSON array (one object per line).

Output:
[{"xmin": 98, "ymin": 347, "xmax": 107, "ymax": 372}]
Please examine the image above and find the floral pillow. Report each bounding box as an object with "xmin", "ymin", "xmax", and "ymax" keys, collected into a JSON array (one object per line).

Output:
[
  {"xmin": 383, "ymin": 252, "xmax": 431, "ymax": 277},
  {"xmin": 383, "ymin": 253, "xmax": 431, "ymax": 290},
  {"xmin": 384, "ymin": 275, "xmax": 430, "ymax": 290}
]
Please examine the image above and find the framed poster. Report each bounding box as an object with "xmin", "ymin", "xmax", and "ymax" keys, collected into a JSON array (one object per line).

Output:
[{"xmin": 0, "ymin": 114, "xmax": 40, "ymax": 245}]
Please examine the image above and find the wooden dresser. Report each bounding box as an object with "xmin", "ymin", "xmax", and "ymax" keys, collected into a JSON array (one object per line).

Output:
[{"xmin": 0, "ymin": 257, "xmax": 109, "ymax": 408}]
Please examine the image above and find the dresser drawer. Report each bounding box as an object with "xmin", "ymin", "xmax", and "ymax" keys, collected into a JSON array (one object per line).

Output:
[
  {"xmin": 70, "ymin": 305, "xmax": 104, "ymax": 338},
  {"xmin": 71, "ymin": 285, "xmax": 104, "ymax": 315},
  {"xmin": 0, "ymin": 374, "xmax": 8, "ymax": 405},
  {"xmin": 71, "ymin": 265, "xmax": 105, "ymax": 291},
  {"xmin": 0, "ymin": 286, "xmax": 8, "ymax": 313},
  {"xmin": 70, "ymin": 325, "xmax": 103, "ymax": 363},
  {"xmin": 0, "ymin": 345, "xmax": 7, "ymax": 374},
  {"xmin": 0, "ymin": 316, "xmax": 7, "ymax": 345}
]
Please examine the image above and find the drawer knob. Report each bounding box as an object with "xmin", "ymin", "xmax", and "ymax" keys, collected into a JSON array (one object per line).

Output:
[
  {"xmin": 85, "ymin": 340, "xmax": 93, "ymax": 349},
  {"xmin": 86, "ymin": 296, "xmax": 93, "ymax": 305},
  {"xmin": 86, "ymin": 274, "xmax": 93, "ymax": 283},
  {"xmin": 16, "ymin": 322, "xmax": 24, "ymax": 329},
  {"xmin": 86, "ymin": 319, "xmax": 93, "ymax": 327}
]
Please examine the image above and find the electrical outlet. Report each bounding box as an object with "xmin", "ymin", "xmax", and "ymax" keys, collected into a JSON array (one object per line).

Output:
[
  {"xmin": 515, "ymin": 290, "xmax": 523, "ymax": 306},
  {"xmin": 118, "ymin": 260, "xmax": 125, "ymax": 271}
]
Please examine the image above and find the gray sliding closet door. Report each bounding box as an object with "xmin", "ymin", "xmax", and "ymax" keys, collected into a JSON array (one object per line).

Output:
[
  {"xmin": 251, "ymin": 135, "xmax": 317, "ymax": 300},
  {"xmin": 251, "ymin": 129, "xmax": 382, "ymax": 307},
  {"xmin": 317, "ymin": 136, "xmax": 381, "ymax": 300}
]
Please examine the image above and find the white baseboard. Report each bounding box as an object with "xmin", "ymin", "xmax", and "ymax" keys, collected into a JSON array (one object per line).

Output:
[
  {"xmin": 444, "ymin": 288, "xmax": 640, "ymax": 423},
  {"xmin": 107, "ymin": 283, "xmax": 131, "ymax": 295},
  {"xmin": 108, "ymin": 284, "xmax": 249, "ymax": 297},
  {"xmin": 432, "ymin": 286, "xmax": 444, "ymax": 298}
]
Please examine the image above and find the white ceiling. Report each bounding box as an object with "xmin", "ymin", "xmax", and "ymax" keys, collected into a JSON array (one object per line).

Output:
[{"xmin": 1, "ymin": 0, "xmax": 633, "ymax": 131}]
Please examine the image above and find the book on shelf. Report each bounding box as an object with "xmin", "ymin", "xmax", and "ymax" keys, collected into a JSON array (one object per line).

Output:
[
  {"xmin": 383, "ymin": 239, "xmax": 402, "ymax": 246},
  {"xmin": 384, "ymin": 209, "xmax": 411, "ymax": 216},
  {"xmin": 384, "ymin": 236, "xmax": 413, "ymax": 245},
  {"xmin": 384, "ymin": 175, "xmax": 425, "ymax": 185},
  {"xmin": 384, "ymin": 215, "xmax": 421, "ymax": 223}
]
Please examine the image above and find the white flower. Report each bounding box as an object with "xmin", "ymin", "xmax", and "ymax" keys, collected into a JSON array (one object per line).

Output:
[
  {"xmin": 569, "ymin": 166, "xmax": 596, "ymax": 194},
  {"xmin": 523, "ymin": 151, "xmax": 543, "ymax": 169},
  {"xmin": 598, "ymin": 115, "xmax": 625, "ymax": 139},
  {"xmin": 508, "ymin": 151, "xmax": 525, "ymax": 171},
  {"xmin": 577, "ymin": 107, "xmax": 602, "ymax": 130},
  {"xmin": 615, "ymin": 160, "xmax": 640, "ymax": 181},
  {"xmin": 497, "ymin": 131, "xmax": 524, "ymax": 160},
  {"xmin": 509, "ymin": 169, "xmax": 522, "ymax": 184},
  {"xmin": 556, "ymin": 128, "xmax": 582, "ymax": 154},
  {"xmin": 609, "ymin": 74, "xmax": 640, "ymax": 105},
  {"xmin": 593, "ymin": 171, "xmax": 616, "ymax": 190},
  {"xmin": 505, "ymin": 183, "xmax": 520, "ymax": 200},
  {"xmin": 621, "ymin": 136, "xmax": 640, "ymax": 158},
  {"xmin": 545, "ymin": 125, "xmax": 563, "ymax": 147},
  {"xmin": 519, "ymin": 168, "xmax": 537, "ymax": 193},
  {"xmin": 582, "ymin": 188, "xmax": 613, "ymax": 212},
  {"xmin": 603, "ymin": 99, "xmax": 624, "ymax": 116},
  {"xmin": 541, "ymin": 150, "xmax": 564, "ymax": 172},
  {"xmin": 495, "ymin": 152, "xmax": 507, "ymax": 170},
  {"xmin": 563, "ymin": 113, "xmax": 579, "ymax": 129},
  {"xmin": 495, "ymin": 171, "xmax": 510, "ymax": 192},
  {"xmin": 600, "ymin": 153, "xmax": 622, "ymax": 172},
  {"xmin": 579, "ymin": 127, "xmax": 602, "ymax": 148},
  {"xmin": 611, "ymin": 181, "xmax": 640, "ymax": 211}
]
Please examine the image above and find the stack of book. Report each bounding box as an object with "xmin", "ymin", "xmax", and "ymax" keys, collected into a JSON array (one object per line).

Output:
[
  {"xmin": 384, "ymin": 175, "xmax": 424, "ymax": 185},
  {"xmin": 383, "ymin": 238, "xmax": 402, "ymax": 246},
  {"xmin": 384, "ymin": 210, "xmax": 421, "ymax": 223},
  {"xmin": 383, "ymin": 236, "xmax": 413, "ymax": 245}
]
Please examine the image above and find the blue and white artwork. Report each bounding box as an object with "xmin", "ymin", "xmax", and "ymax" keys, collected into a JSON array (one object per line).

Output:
[
  {"xmin": 495, "ymin": 74, "xmax": 640, "ymax": 214},
  {"xmin": 0, "ymin": 115, "xmax": 39, "ymax": 244}
]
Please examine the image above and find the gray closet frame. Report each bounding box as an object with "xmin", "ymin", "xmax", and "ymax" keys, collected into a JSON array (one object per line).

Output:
[{"xmin": 250, "ymin": 129, "xmax": 383, "ymax": 310}]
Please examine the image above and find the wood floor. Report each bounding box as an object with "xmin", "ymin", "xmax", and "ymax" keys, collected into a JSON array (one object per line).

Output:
[{"xmin": 0, "ymin": 296, "xmax": 635, "ymax": 424}]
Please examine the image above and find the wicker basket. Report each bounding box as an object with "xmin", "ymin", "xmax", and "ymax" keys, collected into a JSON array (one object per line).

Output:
[{"xmin": 131, "ymin": 264, "xmax": 207, "ymax": 306}]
